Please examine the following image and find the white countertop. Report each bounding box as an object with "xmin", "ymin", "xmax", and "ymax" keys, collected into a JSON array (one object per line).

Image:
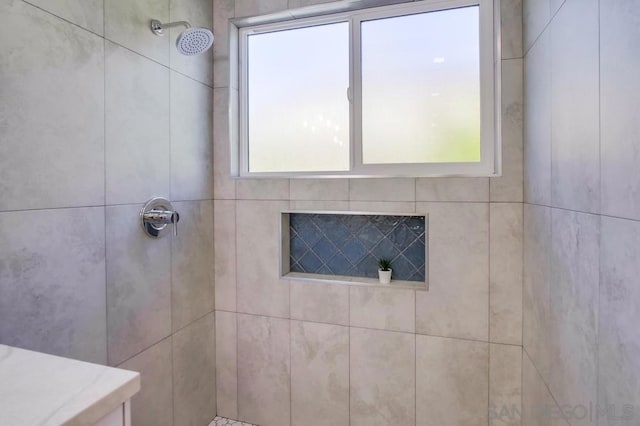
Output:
[{"xmin": 0, "ymin": 345, "xmax": 140, "ymax": 426}]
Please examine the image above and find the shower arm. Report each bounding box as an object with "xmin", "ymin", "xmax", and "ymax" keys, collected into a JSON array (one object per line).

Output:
[{"xmin": 151, "ymin": 20, "xmax": 191, "ymax": 36}]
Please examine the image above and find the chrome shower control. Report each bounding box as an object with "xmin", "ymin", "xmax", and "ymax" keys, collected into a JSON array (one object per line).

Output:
[{"xmin": 140, "ymin": 198, "xmax": 180, "ymax": 239}]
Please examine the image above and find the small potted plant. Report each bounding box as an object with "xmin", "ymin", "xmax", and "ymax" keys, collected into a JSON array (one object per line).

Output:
[{"xmin": 378, "ymin": 258, "xmax": 392, "ymax": 284}]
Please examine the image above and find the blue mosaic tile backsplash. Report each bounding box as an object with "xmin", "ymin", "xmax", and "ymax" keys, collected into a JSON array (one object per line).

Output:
[{"xmin": 289, "ymin": 213, "xmax": 426, "ymax": 282}]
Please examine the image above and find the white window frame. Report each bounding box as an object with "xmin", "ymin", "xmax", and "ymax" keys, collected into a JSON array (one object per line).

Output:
[{"xmin": 234, "ymin": 0, "xmax": 500, "ymax": 178}]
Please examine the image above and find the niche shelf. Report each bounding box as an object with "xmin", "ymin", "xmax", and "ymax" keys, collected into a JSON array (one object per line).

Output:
[{"xmin": 280, "ymin": 211, "xmax": 428, "ymax": 290}]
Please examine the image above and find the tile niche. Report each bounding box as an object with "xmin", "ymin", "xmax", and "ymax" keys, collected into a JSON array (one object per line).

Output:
[{"xmin": 281, "ymin": 211, "xmax": 427, "ymax": 290}]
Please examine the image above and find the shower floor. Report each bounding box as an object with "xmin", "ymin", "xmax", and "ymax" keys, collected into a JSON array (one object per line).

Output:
[{"xmin": 209, "ymin": 416, "xmax": 256, "ymax": 426}]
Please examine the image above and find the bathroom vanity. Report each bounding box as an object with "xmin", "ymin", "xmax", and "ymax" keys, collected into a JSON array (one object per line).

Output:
[{"xmin": 0, "ymin": 345, "xmax": 140, "ymax": 425}]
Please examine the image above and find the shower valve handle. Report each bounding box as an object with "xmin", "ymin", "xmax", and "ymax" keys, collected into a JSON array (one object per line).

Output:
[{"xmin": 140, "ymin": 198, "xmax": 180, "ymax": 239}]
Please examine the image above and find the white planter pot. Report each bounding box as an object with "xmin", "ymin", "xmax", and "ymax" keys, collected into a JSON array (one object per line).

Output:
[{"xmin": 378, "ymin": 269, "xmax": 392, "ymax": 284}]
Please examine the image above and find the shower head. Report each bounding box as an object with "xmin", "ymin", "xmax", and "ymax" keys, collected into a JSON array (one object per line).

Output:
[
  {"xmin": 150, "ymin": 19, "xmax": 214, "ymax": 56},
  {"xmin": 176, "ymin": 27, "xmax": 214, "ymax": 55}
]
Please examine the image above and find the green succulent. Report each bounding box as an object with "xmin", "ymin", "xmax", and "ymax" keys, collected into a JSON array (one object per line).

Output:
[{"xmin": 378, "ymin": 257, "xmax": 392, "ymax": 271}]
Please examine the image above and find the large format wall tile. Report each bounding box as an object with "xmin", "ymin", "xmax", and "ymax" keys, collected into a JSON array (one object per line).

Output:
[
  {"xmin": 501, "ymin": 0, "xmax": 523, "ymax": 59},
  {"xmin": 548, "ymin": 209, "xmax": 598, "ymax": 414},
  {"xmin": 213, "ymin": 88, "xmax": 237, "ymax": 199},
  {"xmin": 550, "ymin": 0, "xmax": 600, "ymax": 214},
  {"xmin": 236, "ymin": 179, "xmax": 290, "ymax": 200},
  {"xmin": 599, "ymin": 217, "xmax": 640, "ymax": 426},
  {"xmin": 350, "ymin": 287, "xmax": 415, "ymax": 333},
  {"xmin": 416, "ymin": 335, "xmax": 489, "ymax": 426},
  {"xmin": 290, "ymin": 281, "xmax": 349, "ymax": 326},
  {"xmin": 415, "ymin": 178, "xmax": 489, "ymax": 202},
  {"xmin": 416, "ymin": 202, "xmax": 489, "ymax": 341},
  {"xmin": 490, "ymin": 203, "xmax": 523, "ymax": 345},
  {"xmin": 119, "ymin": 338, "xmax": 173, "ymax": 426},
  {"xmin": 523, "ymin": 204, "xmax": 551, "ymax": 383},
  {"xmin": 24, "ymin": 0, "xmax": 104, "ymax": 34},
  {"xmin": 291, "ymin": 321, "xmax": 349, "ymax": 426},
  {"xmin": 214, "ymin": 200, "xmax": 237, "ymax": 311},
  {"xmin": 236, "ymin": 200, "xmax": 290, "ymax": 317},
  {"xmin": 170, "ymin": 71, "xmax": 214, "ymax": 201},
  {"xmin": 0, "ymin": 208, "xmax": 106, "ymax": 364},
  {"xmin": 492, "ymin": 59, "xmax": 524, "ymax": 202},
  {"xmin": 350, "ymin": 328, "xmax": 415, "ymax": 426},
  {"xmin": 524, "ymin": 29, "xmax": 551, "ymax": 206},
  {"xmin": 349, "ymin": 178, "xmax": 415, "ymax": 202},
  {"xmin": 171, "ymin": 200, "xmax": 214, "ymax": 331},
  {"xmin": 173, "ymin": 313, "xmax": 216, "ymax": 426},
  {"xmin": 213, "ymin": 0, "xmax": 235, "ymax": 88},
  {"xmin": 170, "ymin": 0, "xmax": 214, "ymax": 86},
  {"xmin": 601, "ymin": 0, "xmax": 640, "ymax": 221},
  {"xmin": 106, "ymin": 204, "xmax": 171, "ymax": 365},
  {"xmin": 237, "ymin": 314, "xmax": 290, "ymax": 426},
  {"xmin": 0, "ymin": 0, "xmax": 104, "ymax": 211},
  {"xmin": 290, "ymin": 179, "xmax": 349, "ymax": 201},
  {"xmin": 105, "ymin": 42, "xmax": 170, "ymax": 205},
  {"xmin": 216, "ymin": 311, "xmax": 238, "ymax": 419},
  {"xmin": 489, "ymin": 344, "xmax": 522, "ymax": 426},
  {"xmin": 235, "ymin": 0, "xmax": 288, "ymax": 17},
  {"xmin": 104, "ymin": 0, "xmax": 170, "ymax": 65},
  {"xmin": 523, "ymin": 0, "xmax": 549, "ymax": 53}
]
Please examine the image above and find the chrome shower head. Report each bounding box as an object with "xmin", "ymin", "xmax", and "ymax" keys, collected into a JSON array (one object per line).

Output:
[
  {"xmin": 176, "ymin": 27, "xmax": 214, "ymax": 56},
  {"xmin": 150, "ymin": 19, "xmax": 214, "ymax": 56}
]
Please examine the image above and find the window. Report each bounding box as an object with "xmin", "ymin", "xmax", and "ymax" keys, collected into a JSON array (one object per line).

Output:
[{"xmin": 235, "ymin": 0, "xmax": 498, "ymax": 177}]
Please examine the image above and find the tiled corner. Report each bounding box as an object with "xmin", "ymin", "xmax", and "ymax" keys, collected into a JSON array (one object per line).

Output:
[
  {"xmin": 173, "ymin": 313, "xmax": 216, "ymax": 426},
  {"xmin": 350, "ymin": 327, "xmax": 415, "ymax": 426},
  {"xmin": 522, "ymin": 351, "xmax": 569, "ymax": 426},
  {"xmin": 291, "ymin": 321, "xmax": 349, "ymax": 426},
  {"xmin": 213, "ymin": 0, "xmax": 235, "ymax": 88},
  {"xmin": 216, "ymin": 311, "xmax": 238, "ymax": 420},
  {"xmin": 501, "ymin": 0, "xmax": 523, "ymax": 59}
]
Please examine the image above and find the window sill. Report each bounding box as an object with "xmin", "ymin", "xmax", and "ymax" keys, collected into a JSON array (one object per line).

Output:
[{"xmin": 282, "ymin": 271, "xmax": 428, "ymax": 291}]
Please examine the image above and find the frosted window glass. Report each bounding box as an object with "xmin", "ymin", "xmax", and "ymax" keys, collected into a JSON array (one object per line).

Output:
[
  {"xmin": 361, "ymin": 6, "xmax": 481, "ymax": 164},
  {"xmin": 247, "ymin": 23, "xmax": 350, "ymax": 172}
]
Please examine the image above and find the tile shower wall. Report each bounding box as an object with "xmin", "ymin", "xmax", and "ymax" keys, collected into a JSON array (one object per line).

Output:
[
  {"xmin": 522, "ymin": 0, "xmax": 640, "ymax": 425},
  {"xmin": 0, "ymin": 0, "xmax": 215, "ymax": 425},
  {"xmin": 213, "ymin": 0, "xmax": 524, "ymax": 425},
  {"xmin": 289, "ymin": 213, "xmax": 426, "ymax": 281}
]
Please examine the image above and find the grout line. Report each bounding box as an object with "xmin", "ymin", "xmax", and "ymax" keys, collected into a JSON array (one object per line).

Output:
[
  {"xmin": 103, "ymin": 5, "xmax": 109, "ymax": 367},
  {"xmin": 487, "ymin": 201, "xmax": 491, "ymax": 426}
]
